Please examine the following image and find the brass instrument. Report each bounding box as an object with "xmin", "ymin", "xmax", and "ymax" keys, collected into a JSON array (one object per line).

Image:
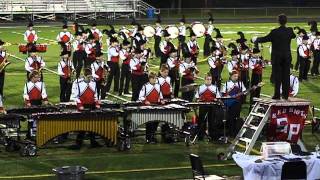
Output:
[
  {"xmin": 101, "ymin": 64, "xmax": 108, "ymax": 86},
  {"xmin": 0, "ymin": 57, "xmax": 10, "ymax": 73},
  {"xmin": 66, "ymin": 57, "xmax": 74, "ymax": 84}
]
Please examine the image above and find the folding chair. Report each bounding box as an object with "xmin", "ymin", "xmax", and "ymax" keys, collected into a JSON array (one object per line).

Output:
[
  {"xmin": 189, "ymin": 154, "xmax": 225, "ymax": 180},
  {"xmin": 281, "ymin": 161, "xmax": 306, "ymax": 180}
]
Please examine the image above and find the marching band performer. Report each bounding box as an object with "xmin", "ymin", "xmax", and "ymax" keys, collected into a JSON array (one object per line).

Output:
[
  {"xmin": 208, "ymin": 44, "xmax": 223, "ymax": 89},
  {"xmin": 214, "ymin": 28, "xmax": 225, "ymax": 51},
  {"xmin": 289, "ymin": 68, "xmax": 299, "ymax": 97},
  {"xmin": 133, "ymin": 24, "xmax": 145, "ymax": 48},
  {"xmin": 158, "ymin": 64, "xmax": 173, "ymax": 99},
  {"xmin": 106, "ymin": 37, "xmax": 120, "ymax": 93},
  {"xmin": 23, "ymin": 70, "xmax": 48, "ymax": 107},
  {"xmin": 91, "ymin": 51, "xmax": 109, "ymax": 99},
  {"xmin": 154, "ymin": 15, "xmax": 162, "ymax": 57},
  {"xmin": 130, "ymin": 48, "xmax": 146, "ymax": 101},
  {"xmin": 293, "ymin": 27, "xmax": 306, "ymax": 71},
  {"xmin": 227, "ymin": 43, "xmax": 241, "ymax": 74},
  {"xmin": 281, "ymin": 65, "xmax": 299, "ymax": 97},
  {"xmin": 70, "ymin": 68, "xmax": 101, "ymax": 149},
  {"xmin": 203, "ymin": 13, "xmax": 214, "ymax": 57},
  {"xmin": 139, "ymin": 39, "xmax": 151, "ymax": 83},
  {"xmin": 298, "ymin": 35, "xmax": 311, "ymax": 81},
  {"xmin": 178, "ymin": 15, "xmax": 186, "ymax": 44},
  {"xmin": 237, "ymin": 32, "xmax": 250, "ymax": 88},
  {"xmin": 25, "ymin": 47, "xmax": 45, "ymax": 80},
  {"xmin": 56, "ymin": 23, "xmax": 73, "ymax": 57},
  {"xmin": 239, "ymin": 42, "xmax": 251, "ymax": 97},
  {"xmin": 166, "ymin": 48, "xmax": 180, "ymax": 97},
  {"xmin": 159, "ymin": 30, "xmax": 175, "ymax": 66},
  {"xmin": 24, "ymin": 21, "xmax": 38, "ymax": 51},
  {"xmin": 178, "ymin": 15, "xmax": 186, "ymax": 45},
  {"xmin": 311, "ymin": 31, "xmax": 320, "ymax": 76},
  {"xmin": 0, "ymin": 40, "xmax": 8, "ymax": 96},
  {"xmin": 119, "ymin": 39, "xmax": 132, "ymax": 96},
  {"xmin": 72, "ymin": 30, "xmax": 86, "ymax": 78},
  {"xmin": 180, "ymin": 56, "xmax": 199, "ymax": 102},
  {"xmin": 187, "ymin": 29, "xmax": 200, "ymax": 65},
  {"xmin": 221, "ymin": 70, "xmax": 246, "ymax": 137},
  {"xmin": 71, "ymin": 68, "xmax": 100, "ymax": 110},
  {"xmin": 58, "ymin": 51, "xmax": 75, "ymax": 102},
  {"xmin": 138, "ymin": 72, "xmax": 164, "ymax": 143},
  {"xmin": 308, "ymin": 21, "xmax": 317, "ymax": 46},
  {"xmin": 249, "ymin": 44, "xmax": 264, "ymax": 103},
  {"xmin": 84, "ymin": 32, "xmax": 96, "ymax": 68},
  {"xmin": 194, "ymin": 73, "xmax": 221, "ymax": 140},
  {"xmin": 90, "ymin": 22, "xmax": 103, "ymax": 42}
]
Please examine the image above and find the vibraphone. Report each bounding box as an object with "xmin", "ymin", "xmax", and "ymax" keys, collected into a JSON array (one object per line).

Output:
[
  {"xmin": 123, "ymin": 104, "xmax": 190, "ymax": 132},
  {"xmin": 31, "ymin": 109, "xmax": 122, "ymax": 147}
]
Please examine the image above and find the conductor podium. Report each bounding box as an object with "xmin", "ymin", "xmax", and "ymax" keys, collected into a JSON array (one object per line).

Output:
[{"xmin": 226, "ymin": 97, "xmax": 311, "ymax": 159}]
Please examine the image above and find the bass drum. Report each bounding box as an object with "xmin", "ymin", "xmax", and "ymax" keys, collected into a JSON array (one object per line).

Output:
[
  {"xmin": 143, "ymin": 26, "xmax": 155, "ymax": 38},
  {"xmin": 191, "ymin": 22, "xmax": 206, "ymax": 37},
  {"xmin": 166, "ymin": 25, "xmax": 179, "ymax": 39}
]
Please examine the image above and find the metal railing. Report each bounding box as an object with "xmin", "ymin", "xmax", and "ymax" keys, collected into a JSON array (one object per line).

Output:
[{"xmin": 158, "ymin": 7, "xmax": 320, "ymax": 19}]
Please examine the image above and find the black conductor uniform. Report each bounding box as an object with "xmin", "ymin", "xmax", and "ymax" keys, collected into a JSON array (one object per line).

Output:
[{"xmin": 256, "ymin": 25, "xmax": 296, "ymax": 99}]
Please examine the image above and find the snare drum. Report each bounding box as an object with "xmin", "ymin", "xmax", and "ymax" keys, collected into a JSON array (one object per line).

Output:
[
  {"xmin": 36, "ymin": 44, "xmax": 47, "ymax": 53},
  {"xmin": 143, "ymin": 26, "xmax": 155, "ymax": 38},
  {"xmin": 166, "ymin": 25, "xmax": 179, "ymax": 39},
  {"xmin": 191, "ymin": 22, "xmax": 206, "ymax": 38},
  {"xmin": 19, "ymin": 44, "xmax": 28, "ymax": 53}
]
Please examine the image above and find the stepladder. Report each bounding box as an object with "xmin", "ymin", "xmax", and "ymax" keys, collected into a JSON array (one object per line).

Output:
[
  {"xmin": 225, "ymin": 99, "xmax": 272, "ymax": 159},
  {"xmin": 225, "ymin": 97, "xmax": 311, "ymax": 159}
]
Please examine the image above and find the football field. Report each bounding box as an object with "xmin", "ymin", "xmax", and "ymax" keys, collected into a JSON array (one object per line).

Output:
[{"xmin": 0, "ymin": 22, "xmax": 319, "ymax": 179}]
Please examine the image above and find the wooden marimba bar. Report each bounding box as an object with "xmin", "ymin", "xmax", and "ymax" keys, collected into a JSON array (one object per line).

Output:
[{"xmin": 32, "ymin": 110, "xmax": 122, "ymax": 147}]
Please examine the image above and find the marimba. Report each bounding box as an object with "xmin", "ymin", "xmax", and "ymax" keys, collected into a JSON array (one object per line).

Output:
[
  {"xmin": 123, "ymin": 104, "xmax": 190, "ymax": 132},
  {"xmin": 7, "ymin": 106, "xmax": 60, "ymax": 115},
  {"xmin": 31, "ymin": 109, "xmax": 122, "ymax": 147}
]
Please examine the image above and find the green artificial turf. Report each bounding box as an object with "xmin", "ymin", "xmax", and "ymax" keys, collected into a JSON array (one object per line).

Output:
[{"xmin": 0, "ymin": 22, "xmax": 319, "ymax": 179}]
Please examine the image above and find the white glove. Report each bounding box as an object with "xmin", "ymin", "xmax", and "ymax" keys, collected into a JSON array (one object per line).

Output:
[{"xmin": 252, "ymin": 36, "xmax": 258, "ymax": 43}]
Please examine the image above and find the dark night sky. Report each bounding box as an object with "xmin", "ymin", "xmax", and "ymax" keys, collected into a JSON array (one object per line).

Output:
[{"xmin": 144, "ymin": 0, "xmax": 319, "ymax": 8}]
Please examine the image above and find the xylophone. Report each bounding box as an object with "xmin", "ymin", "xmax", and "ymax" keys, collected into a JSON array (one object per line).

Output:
[
  {"xmin": 31, "ymin": 109, "xmax": 123, "ymax": 147},
  {"xmin": 124, "ymin": 104, "xmax": 190, "ymax": 132}
]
